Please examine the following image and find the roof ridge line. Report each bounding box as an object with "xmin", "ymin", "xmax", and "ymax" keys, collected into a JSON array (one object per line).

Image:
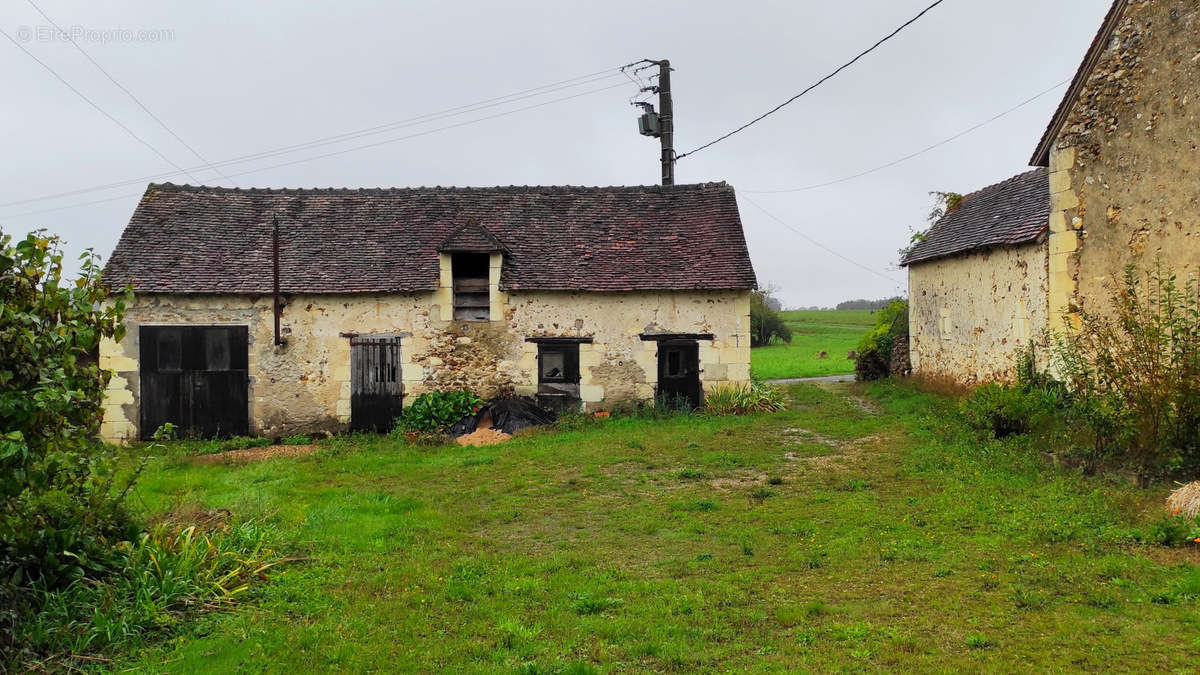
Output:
[
  {"xmin": 959, "ymin": 167, "xmax": 1048, "ymax": 200},
  {"xmin": 146, "ymin": 181, "xmax": 734, "ymax": 195}
]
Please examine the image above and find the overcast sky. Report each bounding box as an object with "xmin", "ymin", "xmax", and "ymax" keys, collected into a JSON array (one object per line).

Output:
[{"xmin": 1, "ymin": 0, "xmax": 1112, "ymax": 307}]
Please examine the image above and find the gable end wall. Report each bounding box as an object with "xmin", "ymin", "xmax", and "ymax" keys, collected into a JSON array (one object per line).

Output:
[{"xmin": 1048, "ymin": 0, "xmax": 1200, "ymax": 329}]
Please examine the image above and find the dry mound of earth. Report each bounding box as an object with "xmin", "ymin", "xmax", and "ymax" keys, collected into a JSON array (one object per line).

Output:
[
  {"xmin": 456, "ymin": 426, "xmax": 512, "ymax": 446},
  {"xmin": 190, "ymin": 444, "xmax": 318, "ymax": 465}
]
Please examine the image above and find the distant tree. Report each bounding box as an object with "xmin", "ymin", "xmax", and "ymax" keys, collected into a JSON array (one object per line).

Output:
[
  {"xmin": 750, "ymin": 288, "xmax": 792, "ymax": 347},
  {"xmin": 835, "ymin": 297, "xmax": 905, "ymax": 311}
]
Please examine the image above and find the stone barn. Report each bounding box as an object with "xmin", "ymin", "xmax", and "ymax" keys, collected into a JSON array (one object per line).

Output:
[
  {"xmin": 902, "ymin": 0, "xmax": 1200, "ymax": 385},
  {"xmin": 98, "ymin": 182, "xmax": 756, "ymax": 442},
  {"xmin": 1031, "ymin": 0, "xmax": 1200, "ymax": 333},
  {"xmin": 901, "ymin": 169, "xmax": 1051, "ymax": 383}
]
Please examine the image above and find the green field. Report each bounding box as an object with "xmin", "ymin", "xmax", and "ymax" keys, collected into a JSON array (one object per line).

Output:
[
  {"xmin": 96, "ymin": 381, "xmax": 1197, "ymax": 672},
  {"xmin": 750, "ymin": 309, "xmax": 877, "ymax": 380}
]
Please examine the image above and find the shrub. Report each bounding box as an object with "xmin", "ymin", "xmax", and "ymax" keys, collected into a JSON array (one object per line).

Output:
[
  {"xmin": 854, "ymin": 300, "xmax": 908, "ymax": 381},
  {"xmin": 0, "ymin": 233, "xmax": 134, "ymax": 607},
  {"xmin": 1052, "ymin": 265, "xmax": 1200, "ymax": 480},
  {"xmin": 750, "ymin": 289, "xmax": 792, "ymax": 347},
  {"xmin": 395, "ymin": 389, "xmax": 483, "ymax": 434},
  {"xmin": 959, "ymin": 383, "xmax": 1055, "ymax": 439},
  {"xmin": 703, "ymin": 382, "xmax": 788, "ymax": 415}
]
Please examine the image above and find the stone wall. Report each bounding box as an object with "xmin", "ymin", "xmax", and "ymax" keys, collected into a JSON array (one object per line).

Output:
[
  {"xmin": 1048, "ymin": 0, "xmax": 1200, "ymax": 332},
  {"xmin": 908, "ymin": 242, "xmax": 1049, "ymax": 384},
  {"xmin": 99, "ymin": 288, "xmax": 751, "ymax": 442}
]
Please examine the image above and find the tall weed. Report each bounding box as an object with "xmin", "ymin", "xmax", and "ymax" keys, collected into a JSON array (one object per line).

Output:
[
  {"xmin": 1052, "ymin": 265, "xmax": 1200, "ymax": 479},
  {"xmin": 703, "ymin": 382, "xmax": 788, "ymax": 415},
  {"xmin": 13, "ymin": 521, "xmax": 281, "ymax": 663}
]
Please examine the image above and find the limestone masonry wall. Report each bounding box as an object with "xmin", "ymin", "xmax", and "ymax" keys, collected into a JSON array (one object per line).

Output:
[
  {"xmin": 99, "ymin": 288, "xmax": 751, "ymax": 442},
  {"xmin": 1048, "ymin": 0, "xmax": 1200, "ymax": 331},
  {"xmin": 908, "ymin": 243, "xmax": 1049, "ymax": 384}
]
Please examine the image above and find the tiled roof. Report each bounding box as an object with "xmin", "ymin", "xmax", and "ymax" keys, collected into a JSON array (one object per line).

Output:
[
  {"xmin": 1031, "ymin": 0, "xmax": 1128, "ymax": 166},
  {"xmin": 439, "ymin": 221, "xmax": 508, "ymax": 253},
  {"xmin": 901, "ymin": 169, "xmax": 1049, "ymax": 266},
  {"xmin": 104, "ymin": 182, "xmax": 757, "ymax": 293}
]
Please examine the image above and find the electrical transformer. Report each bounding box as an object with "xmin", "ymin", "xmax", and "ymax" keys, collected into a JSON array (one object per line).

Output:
[{"xmin": 638, "ymin": 112, "xmax": 661, "ymax": 137}]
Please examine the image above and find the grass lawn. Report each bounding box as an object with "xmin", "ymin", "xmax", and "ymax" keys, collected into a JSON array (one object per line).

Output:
[
  {"xmin": 108, "ymin": 381, "xmax": 1200, "ymax": 672},
  {"xmin": 750, "ymin": 309, "xmax": 877, "ymax": 380}
]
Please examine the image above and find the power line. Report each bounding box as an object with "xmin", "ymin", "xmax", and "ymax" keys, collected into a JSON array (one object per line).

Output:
[
  {"xmin": 743, "ymin": 77, "xmax": 1071, "ymax": 194},
  {"xmin": 676, "ymin": 0, "xmax": 949, "ymax": 160},
  {"xmin": 0, "ymin": 69, "xmax": 625, "ymax": 210},
  {"xmin": 1, "ymin": 80, "xmax": 632, "ymax": 221},
  {"xmin": 739, "ymin": 194, "xmax": 904, "ymax": 287},
  {"xmin": 24, "ymin": 0, "xmax": 239, "ymax": 186},
  {"xmin": 0, "ymin": 25, "xmax": 205, "ymax": 184}
]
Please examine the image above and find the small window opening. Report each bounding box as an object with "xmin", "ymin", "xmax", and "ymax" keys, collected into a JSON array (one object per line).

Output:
[
  {"xmin": 666, "ymin": 350, "xmax": 682, "ymax": 377},
  {"xmin": 453, "ymin": 252, "xmax": 491, "ymax": 321},
  {"xmin": 540, "ymin": 351, "xmax": 566, "ymax": 381}
]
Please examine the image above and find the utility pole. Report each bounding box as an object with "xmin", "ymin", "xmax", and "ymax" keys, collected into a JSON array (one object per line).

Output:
[
  {"xmin": 626, "ymin": 59, "xmax": 674, "ymax": 186},
  {"xmin": 272, "ymin": 214, "xmax": 285, "ymax": 346},
  {"xmin": 656, "ymin": 60, "xmax": 674, "ymax": 186}
]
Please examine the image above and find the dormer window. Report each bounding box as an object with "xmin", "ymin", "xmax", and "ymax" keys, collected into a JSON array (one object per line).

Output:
[
  {"xmin": 452, "ymin": 252, "xmax": 491, "ymax": 321},
  {"xmin": 439, "ymin": 220, "xmax": 507, "ymax": 323}
]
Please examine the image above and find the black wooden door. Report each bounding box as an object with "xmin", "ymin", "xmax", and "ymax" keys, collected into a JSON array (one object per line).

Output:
[
  {"xmin": 350, "ymin": 336, "xmax": 404, "ymax": 432},
  {"xmin": 139, "ymin": 325, "xmax": 249, "ymax": 439},
  {"xmin": 657, "ymin": 340, "xmax": 701, "ymax": 409}
]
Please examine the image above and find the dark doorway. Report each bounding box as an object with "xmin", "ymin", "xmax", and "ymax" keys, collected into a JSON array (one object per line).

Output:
[
  {"xmin": 350, "ymin": 335, "xmax": 404, "ymax": 432},
  {"xmin": 657, "ymin": 340, "xmax": 701, "ymax": 409},
  {"xmin": 535, "ymin": 342, "xmax": 581, "ymax": 412},
  {"xmin": 139, "ymin": 325, "xmax": 249, "ymax": 440}
]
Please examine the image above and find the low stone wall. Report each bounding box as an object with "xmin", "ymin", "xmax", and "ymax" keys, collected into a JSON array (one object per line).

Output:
[{"xmin": 99, "ymin": 289, "xmax": 751, "ymax": 442}]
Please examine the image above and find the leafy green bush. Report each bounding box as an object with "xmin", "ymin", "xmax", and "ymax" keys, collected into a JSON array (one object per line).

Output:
[
  {"xmin": 854, "ymin": 300, "xmax": 908, "ymax": 381},
  {"xmin": 14, "ymin": 521, "xmax": 280, "ymax": 660},
  {"xmin": 959, "ymin": 383, "xmax": 1054, "ymax": 439},
  {"xmin": 0, "ymin": 232, "xmax": 134, "ymax": 602},
  {"xmin": 1052, "ymin": 265, "xmax": 1200, "ymax": 480},
  {"xmin": 703, "ymin": 382, "xmax": 788, "ymax": 415},
  {"xmin": 395, "ymin": 389, "xmax": 483, "ymax": 434},
  {"xmin": 750, "ymin": 289, "xmax": 792, "ymax": 347},
  {"xmin": 152, "ymin": 423, "xmax": 178, "ymax": 441}
]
